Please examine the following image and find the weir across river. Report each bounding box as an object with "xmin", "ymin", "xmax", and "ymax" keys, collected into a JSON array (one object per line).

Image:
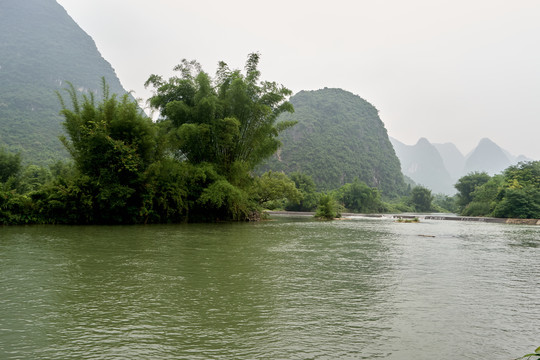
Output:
[{"xmin": 268, "ymin": 211, "xmax": 540, "ymax": 225}]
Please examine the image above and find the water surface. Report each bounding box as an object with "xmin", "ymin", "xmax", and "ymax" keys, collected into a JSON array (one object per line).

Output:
[{"xmin": 1, "ymin": 216, "xmax": 539, "ymax": 359}]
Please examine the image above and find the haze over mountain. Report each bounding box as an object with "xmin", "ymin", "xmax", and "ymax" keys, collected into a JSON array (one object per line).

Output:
[
  {"xmin": 432, "ymin": 142, "xmax": 465, "ymax": 181},
  {"xmin": 391, "ymin": 136, "xmax": 533, "ymax": 194},
  {"xmin": 390, "ymin": 138, "xmax": 455, "ymax": 194},
  {"xmin": 463, "ymin": 138, "xmax": 512, "ymax": 176},
  {"xmin": 0, "ymin": 0, "xmax": 129, "ymax": 165},
  {"xmin": 261, "ymin": 88, "xmax": 406, "ymax": 196}
]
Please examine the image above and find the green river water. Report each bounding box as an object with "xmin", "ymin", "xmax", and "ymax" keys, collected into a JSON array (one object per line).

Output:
[{"xmin": 1, "ymin": 215, "xmax": 539, "ymax": 359}]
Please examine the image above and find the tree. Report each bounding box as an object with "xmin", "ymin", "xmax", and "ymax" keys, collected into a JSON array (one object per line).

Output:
[
  {"xmin": 0, "ymin": 150, "xmax": 35, "ymax": 225},
  {"xmin": 455, "ymin": 162, "xmax": 540, "ymax": 219},
  {"xmin": 252, "ymin": 171, "xmax": 301, "ymax": 207},
  {"xmin": 337, "ymin": 178, "xmax": 385, "ymax": 213},
  {"xmin": 490, "ymin": 161, "xmax": 540, "ymax": 219},
  {"xmin": 53, "ymin": 79, "xmax": 159, "ymax": 224},
  {"xmin": 0, "ymin": 148, "xmax": 22, "ymax": 183},
  {"xmin": 410, "ymin": 186, "xmax": 433, "ymax": 212},
  {"xmin": 144, "ymin": 53, "xmax": 295, "ymax": 221},
  {"xmin": 502, "ymin": 161, "xmax": 540, "ymax": 188},
  {"xmin": 18, "ymin": 165, "xmax": 52, "ymax": 193},
  {"xmin": 455, "ymin": 172, "xmax": 491, "ymax": 211},
  {"xmin": 3, "ymin": 54, "xmax": 297, "ymax": 224},
  {"xmin": 145, "ymin": 53, "xmax": 295, "ymax": 179},
  {"xmin": 285, "ymin": 172, "xmax": 319, "ymax": 211},
  {"xmin": 492, "ymin": 187, "xmax": 540, "ymax": 219},
  {"xmin": 460, "ymin": 175, "xmax": 502, "ymax": 216},
  {"xmin": 432, "ymin": 193, "xmax": 457, "ymax": 213},
  {"xmin": 315, "ymin": 194, "xmax": 340, "ymax": 220}
]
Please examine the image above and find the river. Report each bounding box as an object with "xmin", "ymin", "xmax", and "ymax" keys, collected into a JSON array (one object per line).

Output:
[{"xmin": 1, "ymin": 215, "xmax": 538, "ymax": 359}]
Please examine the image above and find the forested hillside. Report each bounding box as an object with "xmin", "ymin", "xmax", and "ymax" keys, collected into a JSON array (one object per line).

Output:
[
  {"xmin": 260, "ymin": 88, "xmax": 406, "ymax": 196},
  {"xmin": 0, "ymin": 0, "xmax": 128, "ymax": 165}
]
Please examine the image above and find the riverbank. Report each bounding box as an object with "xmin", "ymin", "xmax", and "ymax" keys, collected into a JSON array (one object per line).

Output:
[{"xmin": 266, "ymin": 211, "xmax": 540, "ymax": 225}]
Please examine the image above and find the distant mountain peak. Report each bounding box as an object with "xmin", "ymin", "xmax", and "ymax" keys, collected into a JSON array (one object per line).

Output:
[
  {"xmin": 391, "ymin": 137, "xmax": 454, "ymax": 194},
  {"xmin": 464, "ymin": 138, "xmax": 511, "ymax": 175},
  {"xmin": 472, "ymin": 138, "xmax": 507, "ymax": 155},
  {"xmin": 391, "ymin": 136, "xmax": 533, "ymax": 193},
  {"xmin": 478, "ymin": 137, "xmax": 497, "ymax": 146}
]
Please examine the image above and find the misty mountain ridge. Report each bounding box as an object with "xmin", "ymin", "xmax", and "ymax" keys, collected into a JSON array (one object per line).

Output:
[
  {"xmin": 390, "ymin": 137, "xmax": 454, "ymax": 194},
  {"xmin": 391, "ymin": 136, "xmax": 534, "ymax": 194}
]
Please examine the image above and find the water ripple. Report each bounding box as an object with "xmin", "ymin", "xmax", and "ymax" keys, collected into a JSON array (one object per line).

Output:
[{"xmin": 0, "ymin": 219, "xmax": 538, "ymax": 359}]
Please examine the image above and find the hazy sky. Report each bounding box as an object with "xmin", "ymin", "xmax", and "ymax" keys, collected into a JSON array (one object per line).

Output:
[{"xmin": 56, "ymin": 0, "xmax": 540, "ymax": 159}]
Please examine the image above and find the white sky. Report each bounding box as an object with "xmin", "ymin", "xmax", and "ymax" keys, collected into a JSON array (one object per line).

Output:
[{"xmin": 56, "ymin": 0, "xmax": 540, "ymax": 159}]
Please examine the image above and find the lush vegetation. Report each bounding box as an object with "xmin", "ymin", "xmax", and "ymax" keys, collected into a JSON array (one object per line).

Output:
[
  {"xmin": 2, "ymin": 0, "xmax": 539, "ymax": 224},
  {"xmin": 385, "ymin": 160, "xmax": 540, "ymax": 219},
  {"xmin": 5, "ymin": 85, "xmax": 540, "ymax": 225},
  {"xmin": 455, "ymin": 162, "xmax": 540, "ymax": 218},
  {"xmin": 4, "ymin": 63, "xmax": 539, "ymax": 225},
  {"xmin": 258, "ymin": 88, "xmax": 407, "ymax": 197},
  {"xmin": 410, "ymin": 186, "xmax": 434, "ymax": 212},
  {"xmin": 334, "ymin": 179, "xmax": 386, "ymax": 213},
  {"xmin": 284, "ymin": 172, "xmax": 319, "ymax": 211},
  {"xmin": 1, "ymin": 55, "xmax": 303, "ymax": 224},
  {"xmin": 144, "ymin": 53, "xmax": 295, "ymax": 221},
  {"xmin": 315, "ymin": 194, "xmax": 341, "ymax": 220},
  {"xmin": 0, "ymin": 0, "xmax": 431, "ymax": 223},
  {"xmin": 0, "ymin": 40, "xmax": 428, "ymax": 225}
]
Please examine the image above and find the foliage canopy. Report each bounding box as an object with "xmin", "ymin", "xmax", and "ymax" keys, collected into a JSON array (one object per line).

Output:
[
  {"xmin": 2, "ymin": 54, "xmax": 298, "ymax": 225},
  {"xmin": 336, "ymin": 178, "xmax": 386, "ymax": 213},
  {"xmin": 455, "ymin": 161, "xmax": 540, "ymax": 219},
  {"xmin": 142, "ymin": 53, "xmax": 296, "ymax": 221},
  {"xmin": 0, "ymin": 148, "xmax": 22, "ymax": 183},
  {"xmin": 410, "ymin": 186, "xmax": 434, "ymax": 212},
  {"xmin": 145, "ymin": 53, "xmax": 295, "ymax": 179}
]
